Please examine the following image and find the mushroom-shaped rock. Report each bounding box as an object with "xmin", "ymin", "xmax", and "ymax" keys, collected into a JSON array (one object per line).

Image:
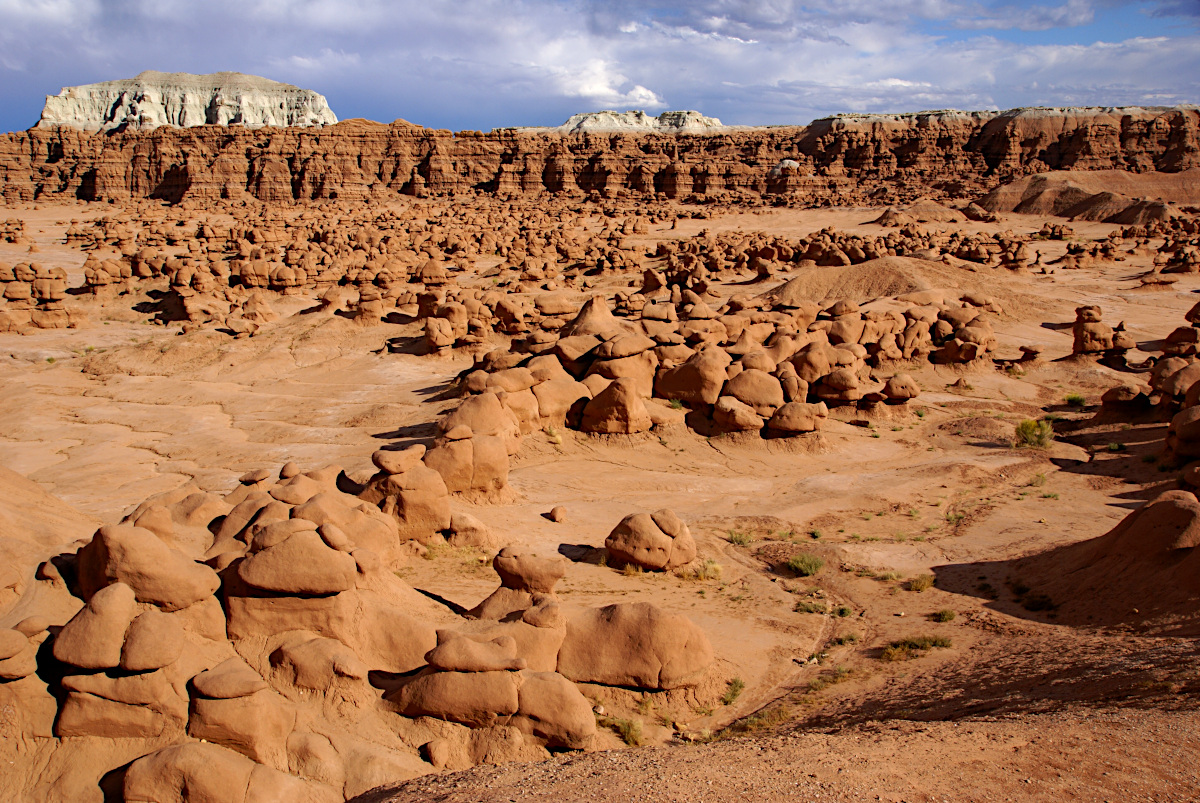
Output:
[
  {"xmin": 512, "ymin": 670, "xmax": 597, "ymax": 749},
  {"xmin": 558, "ymin": 296, "xmax": 623, "ymax": 339},
  {"xmin": 713, "ymin": 396, "xmax": 766, "ymax": 432},
  {"xmin": 580, "ymin": 377, "xmax": 653, "ymax": 434},
  {"xmin": 52, "ymin": 582, "xmax": 138, "ymax": 669},
  {"xmin": 426, "ymin": 634, "xmax": 527, "ymax": 672},
  {"xmin": 493, "ymin": 547, "xmax": 568, "ymax": 593},
  {"xmin": 76, "ymin": 524, "xmax": 220, "ymax": 611},
  {"xmin": 123, "ymin": 742, "xmax": 337, "ymax": 803},
  {"xmin": 605, "ymin": 509, "xmax": 697, "ymax": 571},
  {"xmin": 192, "ymin": 657, "xmax": 270, "ymax": 699},
  {"xmin": 387, "ymin": 670, "xmax": 520, "ymax": 728},
  {"xmin": 557, "ymin": 602, "xmax": 714, "ymax": 689},
  {"xmin": 372, "ymin": 445, "xmax": 426, "ymax": 475},
  {"xmin": 237, "ymin": 530, "xmax": 359, "ymax": 595},
  {"xmin": 723, "ymin": 368, "xmax": 785, "ymax": 416},
  {"xmin": 654, "ymin": 347, "xmax": 731, "ymax": 406},
  {"xmin": 883, "ymin": 374, "xmax": 920, "ymax": 403},
  {"xmin": 768, "ymin": 402, "xmax": 829, "ymax": 434},
  {"xmin": 120, "ymin": 609, "xmax": 185, "ymax": 671}
]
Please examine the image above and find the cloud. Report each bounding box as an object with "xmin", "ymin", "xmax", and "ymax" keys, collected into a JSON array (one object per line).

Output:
[
  {"xmin": 0, "ymin": 0, "xmax": 1195, "ymax": 133},
  {"xmin": 953, "ymin": 0, "xmax": 1096, "ymax": 31}
]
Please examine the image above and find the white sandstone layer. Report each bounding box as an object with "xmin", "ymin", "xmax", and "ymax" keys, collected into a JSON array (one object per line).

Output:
[
  {"xmin": 36, "ymin": 71, "xmax": 338, "ymax": 133},
  {"xmin": 542, "ymin": 110, "xmax": 725, "ymax": 135}
]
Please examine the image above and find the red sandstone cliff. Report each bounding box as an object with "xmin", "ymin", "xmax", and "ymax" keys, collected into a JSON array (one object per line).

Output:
[{"xmin": 1, "ymin": 107, "xmax": 1196, "ymax": 205}]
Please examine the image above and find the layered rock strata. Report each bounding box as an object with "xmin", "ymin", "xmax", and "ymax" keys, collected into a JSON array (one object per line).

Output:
[
  {"xmin": 2, "ymin": 106, "xmax": 1196, "ymax": 205},
  {"xmin": 35, "ymin": 70, "xmax": 337, "ymax": 133}
]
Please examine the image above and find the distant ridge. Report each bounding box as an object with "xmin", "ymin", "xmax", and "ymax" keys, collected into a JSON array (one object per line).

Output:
[{"xmin": 36, "ymin": 70, "xmax": 338, "ymax": 133}]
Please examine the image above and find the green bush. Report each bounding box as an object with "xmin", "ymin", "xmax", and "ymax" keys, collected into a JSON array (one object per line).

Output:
[
  {"xmin": 880, "ymin": 635, "xmax": 952, "ymax": 662},
  {"xmin": 721, "ymin": 677, "xmax": 745, "ymax": 705},
  {"xmin": 786, "ymin": 553, "xmax": 824, "ymax": 577},
  {"xmin": 727, "ymin": 530, "xmax": 753, "ymax": 546},
  {"xmin": 1064, "ymin": 393, "xmax": 1086, "ymax": 407},
  {"xmin": 1014, "ymin": 419, "xmax": 1054, "ymax": 448},
  {"xmin": 932, "ymin": 609, "xmax": 956, "ymax": 622}
]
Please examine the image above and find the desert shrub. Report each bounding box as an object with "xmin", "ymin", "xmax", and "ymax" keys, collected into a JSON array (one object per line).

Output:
[
  {"xmin": 880, "ymin": 635, "xmax": 952, "ymax": 662},
  {"xmin": 794, "ymin": 600, "xmax": 827, "ymax": 614},
  {"xmin": 1064, "ymin": 393, "xmax": 1086, "ymax": 407},
  {"xmin": 932, "ymin": 609, "xmax": 957, "ymax": 622},
  {"xmin": 1028, "ymin": 473, "xmax": 1047, "ymax": 487},
  {"xmin": 908, "ymin": 574, "xmax": 935, "ymax": 592},
  {"xmin": 834, "ymin": 605, "xmax": 853, "ymax": 617},
  {"xmin": 669, "ymin": 398, "xmax": 684, "ymax": 410},
  {"xmin": 727, "ymin": 530, "xmax": 753, "ymax": 546},
  {"xmin": 786, "ymin": 553, "xmax": 824, "ymax": 577},
  {"xmin": 1014, "ymin": 419, "xmax": 1054, "ymax": 448},
  {"xmin": 1107, "ymin": 442, "xmax": 1127, "ymax": 452},
  {"xmin": 681, "ymin": 559, "xmax": 722, "ymax": 581},
  {"xmin": 598, "ymin": 716, "xmax": 643, "ymax": 746},
  {"xmin": 721, "ymin": 677, "xmax": 745, "ymax": 705},
  {"xmin": 622, "ymin": 563, "xmax": 643, "ymax": 576}
]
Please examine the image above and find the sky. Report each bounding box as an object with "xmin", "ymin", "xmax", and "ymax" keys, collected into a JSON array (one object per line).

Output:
[{"xmin": 0, "ymin": 0, "xmax": 1197, "ymax": 133}]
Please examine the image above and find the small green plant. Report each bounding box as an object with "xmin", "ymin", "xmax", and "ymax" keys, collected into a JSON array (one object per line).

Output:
[
  {"xmin": 908, "ymin": 574, "xmax": 935, "ymax": 592},
  {"xmin": 543, "ymin": 426, "xmax": 563, "ymax": 446},
  {"xmin": 1107, "ymin": 442, "xmax": 1127, "ymax": 452},
  {"xmin": 1014, "ymin": 419, "xmax": 1054, "ymax": 448},
  {"xmin": 809, "ymin": 529, "xmax": 822, "ymax": 540},
  {"xmin": 669, "ymin": 398, "xmax": 684, "ymax": 410},
  {"xmin": 636, "ymin": 696, "xmax": 655, "ymax": 716},
  {"xmin": 945, "ymin": 512, "xmax": 965, "ymax": 525},
  {"xmin": 915, "ymin": 408, "xmax": 926, "ymax": 418},
  {"xmin": 786, "ymin": 553, "xmax": 824, "ymax": 577},
  {"xmin": 1064, "ymin": 393, "xmax": 1086, "ymax": 408},
  {"xmin": 880, "ymin": 635, "xmax": 952, "ymax": 662},
  {"xmin": 622, "ymin": 563, "xmax": 643, "ymax": 577},
  {"xmin": 932, "ymin": 609, "xmax": 957, "ymax": 622},
  {"xmin": 834, "ymin": 605, "xmax": 853, "ymax": 617},
  {"xmin": 45, "ymin": 357, "xmax": 56, "ymax": 364},
  {"xmin": 794, "ymin": 600, "xmax": 827, "ymax": 614},
  {"xmin": 727, "ymin": 530, "xmax": 753, "ymax": 546},
  {"xmin": 722, "ymin": 677, "xmax": 745, "ymax": 705},
  {"xmin": 1028, "ymin": 473, "xmax": 1047, "ymax": 487},
  {"xmin": 1041, "ymin": 492, "xmax": 1059, "ymax": 500},
  {"xmin": 831, "ymin": 633, "xmax": 859, "ymax": 645}
]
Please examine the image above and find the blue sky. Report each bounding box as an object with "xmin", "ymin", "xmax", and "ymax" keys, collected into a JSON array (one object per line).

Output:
[{"xmin": 0, "ymin": 0, "xmax": 1196, "ymax": 133}]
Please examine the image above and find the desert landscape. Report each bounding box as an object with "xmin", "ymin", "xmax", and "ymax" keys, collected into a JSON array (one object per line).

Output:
[{"xmin": 1, "ymin": 68, "xmax": 1200, "ymax": 803}]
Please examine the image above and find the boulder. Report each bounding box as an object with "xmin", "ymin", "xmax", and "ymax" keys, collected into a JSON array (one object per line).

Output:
[
  {"xmin": 604, "ymin": 509, "xmax": 697, "ymax": 570},
  {"xmin": 557, "ymin": 602, "xmax": 713, "ymax": 689}
]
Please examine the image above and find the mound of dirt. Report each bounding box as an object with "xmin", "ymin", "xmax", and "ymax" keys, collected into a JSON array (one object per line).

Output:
[
  {"xmin": 1013, "ymin": 490, "xmax": 1200, "ymax": 628},
  {"xmin": 979, "ymin": 169, "xmax": 1200, "ymax": 215},
  {"xmin": 0, "ymin": 466, "xmax": 97, "ymax": 621},
  {"xmin": 755, "ymin": 256, "xmax": 1033, "ymax": 312}
]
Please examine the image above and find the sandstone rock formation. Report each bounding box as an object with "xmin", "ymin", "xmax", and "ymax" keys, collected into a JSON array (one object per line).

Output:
[
  {"xmin": 548, "ymin": 110, "xmax": 725, "ymax": 135},
  {"xmin": 36, "ymin": 71, "xmax": 338, "ymax": 133},
  {"xmin": 3, "ymin": 106, "xmax": 1196, "ymax": 204}
]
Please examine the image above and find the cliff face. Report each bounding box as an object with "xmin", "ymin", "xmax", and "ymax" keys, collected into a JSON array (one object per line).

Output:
[
  {"xmin": 2, "ymin": 106, "xmax": 1196, "ymax": 205},
  {"xmin": 35, "ymin": 71, "xmax": 337, "ymax": 133}
]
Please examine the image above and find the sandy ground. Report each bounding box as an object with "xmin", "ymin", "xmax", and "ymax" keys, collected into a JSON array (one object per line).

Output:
[{"xmin": 2, "ymin": 200, "xmax": 1198, "ymax": 799}]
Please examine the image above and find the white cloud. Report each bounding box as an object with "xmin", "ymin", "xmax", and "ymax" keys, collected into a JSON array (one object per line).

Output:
[{"xmin": 0, "ymin": 0, "xmax": 1195, "ymax": 132}]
